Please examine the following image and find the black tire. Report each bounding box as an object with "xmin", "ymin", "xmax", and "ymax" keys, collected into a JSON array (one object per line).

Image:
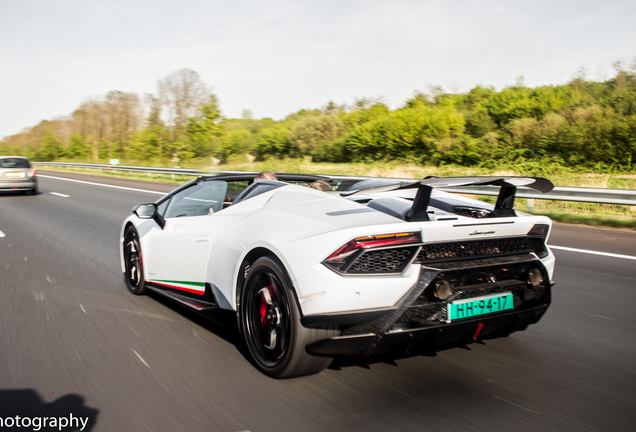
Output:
[
  {"xmin": 123, "ymin": 226, "xmax": 146, "ymax": 295},
  {"xmin": 240, "ymin": 256, "xmax": 334, "ymax": 378}
]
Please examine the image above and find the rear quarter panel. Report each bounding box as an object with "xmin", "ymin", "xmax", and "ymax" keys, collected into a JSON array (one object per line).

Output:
[{"xmin": 206, "ymin": 185, "xmax": 422, "ymax": 314}]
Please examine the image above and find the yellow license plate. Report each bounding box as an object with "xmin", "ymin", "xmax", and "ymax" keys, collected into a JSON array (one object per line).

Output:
[{"xmin": 5, "ymin": 172, "xmax": 25, "ymax": 178}]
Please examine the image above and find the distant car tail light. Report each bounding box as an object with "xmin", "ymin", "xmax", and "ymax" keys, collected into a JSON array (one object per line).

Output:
[
  {"xmin": 28, "ymin": 168, "xmax": 37, "ymax": 177},
  {"xmin": 324, "ymin": 232, "xmax": 421, "ymax": 274}
]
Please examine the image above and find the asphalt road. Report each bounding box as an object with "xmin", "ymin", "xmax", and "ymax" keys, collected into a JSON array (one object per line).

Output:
[{"xmin": 1, "ymin": 171, "xmax": 635, "ymax": 432}]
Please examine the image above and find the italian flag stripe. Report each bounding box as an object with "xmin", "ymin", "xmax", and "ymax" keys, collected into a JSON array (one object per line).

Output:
[{"xmin": 150, "ymin": 280, "xmax": 206, "ymax": 295}]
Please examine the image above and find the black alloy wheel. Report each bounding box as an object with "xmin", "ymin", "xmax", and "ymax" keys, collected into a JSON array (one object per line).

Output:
[
  {"xmin": 124, "ymin": 227, "xmax": 146, "ymax": 295},
  {"xmin": 240, "ymin": 256, "xmax": 333, "ymax": 378}
]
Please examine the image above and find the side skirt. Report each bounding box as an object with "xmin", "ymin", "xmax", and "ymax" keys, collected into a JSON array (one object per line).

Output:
[{"xmin": 147, "ymin": 284, "xmax": 219, "ymax": 311}]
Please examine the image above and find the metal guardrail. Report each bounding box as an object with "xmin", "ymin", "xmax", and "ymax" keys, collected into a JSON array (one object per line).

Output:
[
  {"xmin": 438, "ymin": 186, "xmax": 636, "ymax": 206},
  {"xmin": 33, "ymin": 162, "xmax": 636, "ymax": 206},
  {"xmin": 35, "ymin": 161, "xmax": 202, "ymax": 176}
]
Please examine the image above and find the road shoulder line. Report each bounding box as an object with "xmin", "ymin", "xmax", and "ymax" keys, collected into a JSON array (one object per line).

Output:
[
  {"xmin": 549, "ymin": 245, "xmax": 636, "ymax": 261},
  {"xmin": 38, "ymin": 174, "xmax": 165, "ymax": 195}
]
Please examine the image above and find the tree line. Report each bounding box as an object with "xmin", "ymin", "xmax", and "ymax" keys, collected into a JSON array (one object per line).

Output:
[{"xmin": 2, "ymin": 62, "xmax": 636, "ymax": 174}]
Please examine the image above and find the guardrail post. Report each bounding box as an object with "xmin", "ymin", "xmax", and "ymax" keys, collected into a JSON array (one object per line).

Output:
[{"xmin": 527, "ymin": 198, "xmax": 534, "ymax": 212}]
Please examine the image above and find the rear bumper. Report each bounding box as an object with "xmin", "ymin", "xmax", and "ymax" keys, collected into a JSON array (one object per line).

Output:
[
  {"xmin": 307, "ymin": 303, "xmax": 548, "ymax": 356},
  {"xmin": 304, "ymin": 254, "xmax": 552, "ymax": 357},
  {"xmin": 0, "ymin": 178, "xmax": 37, "ymax": 191}
]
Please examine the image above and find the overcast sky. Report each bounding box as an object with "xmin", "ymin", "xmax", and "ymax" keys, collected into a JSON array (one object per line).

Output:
[{"xmin": 1, "ymin": 0, "xmax": 635, "ymax": 139}]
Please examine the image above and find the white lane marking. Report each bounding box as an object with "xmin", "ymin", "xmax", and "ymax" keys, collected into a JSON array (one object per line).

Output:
[
  {"xmin": 494, "ymin": 396, "xmax": 541, "ymax": 415},
  {"xmin": 50, "ymin": 192, "xmax": 70, "ymax": 198},
  {"xmin": 550, "ymin": 245, "xmax": 636, "ymax": 261},
  {"xmin": 0, "ymin": 229, "xmax": 5, "ymax": 238},
  {"xmin": 132, "ymin": 349, "xmax": 152, "ymax": 369},
  {"xmin": 38, "ymin": 174, "xmax": 166, "ymax": 195},
  {"xmin": 585, "ymin": 313, "xmax": 619, "ymax": 321}
]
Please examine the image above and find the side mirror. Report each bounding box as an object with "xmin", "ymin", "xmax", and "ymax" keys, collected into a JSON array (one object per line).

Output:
[{"xmin": 133, "ymin": 203, "xmax": 157, "ymax": 219}]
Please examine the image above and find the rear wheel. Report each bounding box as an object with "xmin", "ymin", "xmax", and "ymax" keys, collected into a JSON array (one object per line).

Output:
[
  {"xmin": 240, "ymin": 256, "xmax": 333, "ymax": 378},
  {"xmin": 123, "ymin": 227, "xmax": 146, "ymax": 295}
]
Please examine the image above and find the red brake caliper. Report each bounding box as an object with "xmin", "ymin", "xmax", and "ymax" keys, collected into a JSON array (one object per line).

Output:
[
  {"xmin": 260, "ymin": 294, "xmax": 268, "ymax": 327},
  {"xmin": 260, "ymin": 283, "xmax": 276, "ymax": 327}
]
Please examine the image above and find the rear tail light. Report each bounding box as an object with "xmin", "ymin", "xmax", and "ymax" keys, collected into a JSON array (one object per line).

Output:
[
  {"xmin": 527, "ymin": 223, "xmax": 550, "ymax": 258},
  {"xmin": 326, "ymin": 232, "xmax": 420, "ymax": 261},
  {"xmin": 28, "ymin": 168, "xmax": 37, "ymax": 177},
  {"xmin": 527, "ymin": 224, "xmax": 549, "ymax": 238},
  {"xmin": 324, "ymin": 232, "xmax": 421, "ymax": 274}
]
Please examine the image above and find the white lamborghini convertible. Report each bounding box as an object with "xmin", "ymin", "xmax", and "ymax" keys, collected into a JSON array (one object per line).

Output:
[{"xmin": 120, "ymin": 173, "xmax": 556, "ymax": 378}]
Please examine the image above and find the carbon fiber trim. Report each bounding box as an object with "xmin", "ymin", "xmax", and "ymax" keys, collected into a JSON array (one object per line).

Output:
[{"xmin": 416, "ymin": 237, "xmax": 546, "ymax": 263}]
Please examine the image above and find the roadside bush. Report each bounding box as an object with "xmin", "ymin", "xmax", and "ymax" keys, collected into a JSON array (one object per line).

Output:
[
  {"xmin": 253, "ymin": 123, "xmax": 300, "ymax": 160},
  {"xmin": 345, "ymin": 105, "xmax": 465, "ymax": 163}
]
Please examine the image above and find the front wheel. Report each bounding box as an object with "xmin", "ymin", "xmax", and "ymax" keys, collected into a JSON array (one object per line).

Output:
[
  {"xmin": 240, "ymin": 256, "xmax": 334, "ymax": 378},
  {"xmin": 123, "ymin": 226, "xmax": 146, "ymax": 295}
]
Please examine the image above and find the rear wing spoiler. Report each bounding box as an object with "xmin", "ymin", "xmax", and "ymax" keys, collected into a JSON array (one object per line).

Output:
[{"xmin": 341, "ymin": 176, "xmax": 554, "ymax": 221}]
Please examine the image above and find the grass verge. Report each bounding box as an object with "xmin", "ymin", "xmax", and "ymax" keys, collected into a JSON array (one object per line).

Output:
[{"xmin": 531, "ymin": 212, "xmax": 636, "ymax": 230}]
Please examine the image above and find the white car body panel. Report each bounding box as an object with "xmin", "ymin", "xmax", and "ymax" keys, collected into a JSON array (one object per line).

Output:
[
  {"xmin": 200, "ymin": 185, "xmax": 422, "ymax": 313},
  {"xmin": 144, "ymin": 214, "xmax": 220, "ymax": 294}
]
